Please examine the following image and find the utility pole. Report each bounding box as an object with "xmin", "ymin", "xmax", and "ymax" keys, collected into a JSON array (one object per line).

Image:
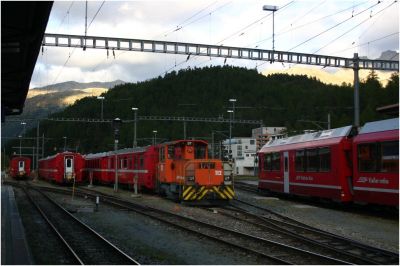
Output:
[
  {"xmin": 36, "ymin": 120, "xmax": 40, "ymax": 170},
  {"xmin": 183, "ymin": 121, "xmax": 187, "ymax": 140},
  {"xmin": 132, "ymin": 107, "xmax": 138, "ymax": 147},
  {"xmin": 113, "ymin": 118, "xmax": 122, "ymax": 192},
  {"xmin": 353, "ymin": 53, "xmax": 360, "ymax": 128}
]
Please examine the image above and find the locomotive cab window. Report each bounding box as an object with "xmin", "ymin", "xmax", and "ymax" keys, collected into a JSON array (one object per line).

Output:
[
  {"xmin": 271, "ymin": 152, "xmax": 281, "ymax": 171},
  {"xmin": 194, "ymin": 143, "xmax": 207, "ymax": 159}
]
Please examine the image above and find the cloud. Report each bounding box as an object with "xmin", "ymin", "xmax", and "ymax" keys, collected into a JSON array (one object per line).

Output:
[{"xmin": 31, "ymin": 0, "xmax": 399, "ymax": 88}]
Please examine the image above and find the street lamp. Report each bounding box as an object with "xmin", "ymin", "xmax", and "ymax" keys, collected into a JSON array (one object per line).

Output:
[
  {"xmin": 97, "ymin": 96, "xmax": 105, "ymax": 120},
  {"xmin": 152, "ymin": 130, "xmax": 158, "ymax": 145},
  {"xmin": 63, "ymin": 136, "xmax": 67, "ymax": 151},
  {"xmin": 227, "ymin": 110, "xmax": 234, "ymax": 159},
  {"xmin": 113, "ymin": 118, "xmax": 122, "ymax": 192},
  {"xmin": 132, "ymin": 107, "xmax": 138, "ymax": 148},
  {"xmin": 262, "ymin": 5, "xmax": 279, "ymax": 53}
]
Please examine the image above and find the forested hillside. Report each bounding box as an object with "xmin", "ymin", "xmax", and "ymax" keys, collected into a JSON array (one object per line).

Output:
[{"xmin": 6, "ymin": 66, "xmax": 398, "ymax": 157}]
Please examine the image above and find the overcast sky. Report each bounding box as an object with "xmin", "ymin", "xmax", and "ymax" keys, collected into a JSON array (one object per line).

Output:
[{"xmin": 30, "ymin": 0, "xmax": 399, "ymax": 88}]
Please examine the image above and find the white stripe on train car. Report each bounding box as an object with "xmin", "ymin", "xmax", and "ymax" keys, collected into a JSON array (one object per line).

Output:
[
  {"xmin": 290, "ymin": 182, "xmax": 341, "ymax": 190},
  {"xmin": 353, "ymin": 186, "xmax": 399, "ymax": 193}
]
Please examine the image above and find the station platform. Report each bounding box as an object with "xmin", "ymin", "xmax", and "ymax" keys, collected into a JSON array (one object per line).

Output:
[{"xmin": 1, "ymin": 185, "xmax": 33, "ymax": 265}]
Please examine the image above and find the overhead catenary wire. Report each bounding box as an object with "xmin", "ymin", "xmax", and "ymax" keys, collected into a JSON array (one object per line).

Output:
[
  {"xmin": 160, "ymin": 0, "xmax": 295, "ymax": 77},
  {"xmin": 330, "ymin": 32, "xmax": 399, "ymax": 56},
  {"xmin": 313, "ymin": 1, "xmax": 397, "ymax": 55},
  {"xmin": 52, "ymin": 1, "xmax": 106, "ymax": 85},
  {"xmin": 287, "ymin": 1, "xmax": 382, "ymax": 52}
]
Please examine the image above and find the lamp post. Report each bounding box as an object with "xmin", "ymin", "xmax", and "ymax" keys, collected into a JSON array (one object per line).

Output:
[
  {"xmin": 97, "ymin": 96, "xmax": 105, "ymax": 120},
  {"xmin": 113, "ymin": 118, "xmax": 122, "ymax": 192},
  {"xmin": 63, "ymin": 136, "xmax": 67, "ymax": 151},
  {"xmin": 263, "ymin": 5, "xmax": 279, "ymax": 55},
  {"xmin": 132, "ymin": 107, "xmax": 138, "ymax": 148},
  {"xmin": 152, "ymin": 130, "xmax": 158, "ymax": 145},
  {"xmin": 229, "ymin": 98, "xmax": 236, "ymax": 122},
  {"xmin": 227, "ymin": 110, "xmax": 233, "ymax": 159}
]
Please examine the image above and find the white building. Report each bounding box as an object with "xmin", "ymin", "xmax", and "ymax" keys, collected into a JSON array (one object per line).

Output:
[
  {"xmin": 252, "ymin": 126, "xmax": 286, "ymax": 151},
  {"xmin": 222, "ymin": 138, "xmax": 257, "ymax": 176}
]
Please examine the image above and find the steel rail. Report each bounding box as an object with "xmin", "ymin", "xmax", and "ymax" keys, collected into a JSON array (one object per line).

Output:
[
  {"xmin": 20, "ymin": 185, "xmax": 84, "ymax": 265},
  {"xmin": 75, "ymin": 187, "xmax": 348, "ymax": 265},
  {"xmin": 231, "ymin": 199, "xmax": 399, "ymax": 265},
  {"xmin": 22, "ymin": 184, "xmax": 139, "ymax": 265}
]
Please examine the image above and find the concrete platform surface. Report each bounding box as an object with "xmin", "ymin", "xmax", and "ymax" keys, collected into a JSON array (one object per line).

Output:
[{"xmin": 1, "ymin": 185, "xmax": 33, "ymax": 265}]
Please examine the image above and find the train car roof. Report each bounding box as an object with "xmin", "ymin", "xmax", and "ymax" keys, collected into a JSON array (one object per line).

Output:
[
  {"xmin": 39, "ymin": 151, "xmax": 81, "ymax": 161},
  {"xmin": 161, "ymin": 139, "xmax": 208, "ymax": 146},
  {"xmin": 359, "ymin": 118, "xmax": 399, "ymax": 134},
  {"xmin": 84, "ymin": 146, "xmax": 149, "ymax": 159},
  {"xmin": 259, "ymin": 125, "xmax": 353, "ymax": 153}
]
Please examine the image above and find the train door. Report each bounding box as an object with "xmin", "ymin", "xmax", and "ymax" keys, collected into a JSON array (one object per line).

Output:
[
  {"xmin": 283, "ymin": 151, "xmax": 289, "ymax": 193},
  {"xmin": 65, "ymin": 156, "xmax": 74, "ymax": 178},
  {"xmin": 18, "ymin": 160, "xmax": 25, "ymax": 172}
]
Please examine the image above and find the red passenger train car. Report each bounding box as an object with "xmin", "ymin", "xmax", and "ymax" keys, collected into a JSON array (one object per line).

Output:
[
  {"xmin": 258, "ymin": 126, "xmax": 355, "ymax": 203},
  {"xmin": 84, "ymin": 140, "xmax": 235, "ymax": 203},
  {"xmin": 352, "ymin": 118, "xmax": 399, "ymax": 206},
  {"xmin": 10, "ymin": 156, "xmax": 31, "ymax": 179},
  {"xmin": 84, "ymin": 146, "xmax": 157, "ymax": 190},
  {"xmin": 39, "ymin": 151, "xmax": 85, "ymax": 184},
  {"xmin": 258, "ymin": 118, "xmax": 399, "ymax": 207}
]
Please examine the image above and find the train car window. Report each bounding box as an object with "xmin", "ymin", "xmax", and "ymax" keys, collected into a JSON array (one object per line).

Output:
[
  {"xmin": 306, "ymin": 149, "xmax": 318, "ymax": 172},
  {"xmin": 380, "ymin": 141, "xmax": 399, "ymax": 173},
  {"xmin": 160, "ymin": 147, "xmax": 165, "ymax": 162},
  {"xmin": 295, "ymin": 150, "xmax": 305, "ymax": 172},
  {"xmin": 174, "ymin": 147, "xmax": 183, "ymax": 159},
  {"xmin": 358, "ymin": 143, "xmax": 378, "ymax": 172},
  {"xmin": 264, "ymin": 154, "xmax": 272, "ymax": 171},
  {"xmin": 271, "ymin": 152, "xmax": 281, "ymax": 171},
  {"xmin": 110, "ymin": 158, "xmax": 115, "ymax": 169},
  {"xmin": 140, "ymin": 156, "xmax": 144, "ymax": 169},
  {"xmin": 195, "ymin": 144, "xmax": 206, "ymax": 159},
  {"xmin": 168, "ymin": 145, "xmax": 174, "ymax": 159},
  {"xmin": 319, "ymin": 147, "xmax": 331, "ymax": 172},
  {"xmin": 19, "ymin": 161, "xmax": 24, "ymax": 168},
  {"xmin": 66, "ymin": 159, "xmax": 72, "ymax": 168}
]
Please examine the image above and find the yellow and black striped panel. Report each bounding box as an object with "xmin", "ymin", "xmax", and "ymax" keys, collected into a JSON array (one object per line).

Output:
[{"xmin": 182, "ymin": 185, "xmax": 235, "ymax": 201}]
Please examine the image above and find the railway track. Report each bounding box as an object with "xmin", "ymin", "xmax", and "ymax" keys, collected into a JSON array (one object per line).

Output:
[
  {"xmin": 234, "ymin": 181, "xmax": 259, "ymax": 193},
  {"xmin": 25, "ymin": 183, "xmax": 349, "ymax": 265},
  {"xmin": 19, "ymin": 183, "xmax": 139, "ymax": 265},
  {"xmin": 229, "ymin": 199, "xmax": 399, "ymax": 265}
]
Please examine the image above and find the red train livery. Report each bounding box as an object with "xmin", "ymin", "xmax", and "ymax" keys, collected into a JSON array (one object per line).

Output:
[
  {"xmin": 39, "ymin": 152, "xmax": 85, "ymax": 184},
  {"xmin": 10, "ymin": 156, "xmax": 31, "ymax": 179},
  {"xmin": 84, "ymin": 140, "xmax": 235, "ymax": 202},
  {"xmin": 352, "ymin": 118, "xmax": 399, "ymax": 206},
  {"xmin": 258, "ymin": 118, "xmax": 399, "ymax": 207}
]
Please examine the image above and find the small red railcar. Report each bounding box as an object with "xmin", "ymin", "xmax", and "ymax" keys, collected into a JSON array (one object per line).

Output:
[
  {"xmin": 39, "ymin": 152, "xmax": 85, "ymax": 184},
  {"xmin": 352, "ymin": 118, "xmax": 399, "ymax": 206},
  {"xmin": 258, "ymin": 126, "xmax": 355, "ymax": 203},
  {"xmin": 10, "ymin": 156, "xmax": 31, "ymax": 179}
]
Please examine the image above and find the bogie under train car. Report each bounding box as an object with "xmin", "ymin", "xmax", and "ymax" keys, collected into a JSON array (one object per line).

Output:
[
  {"xmin": 39, "ymin": 152, "xmax": 85, "ymax": 184},
  {"xmin": 258, "ymin": 118, "xmax": 399, "ymax": 207},
  {"xmin": 10, "ymin": 156, "xmax": 31, "ymax": 179}
]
